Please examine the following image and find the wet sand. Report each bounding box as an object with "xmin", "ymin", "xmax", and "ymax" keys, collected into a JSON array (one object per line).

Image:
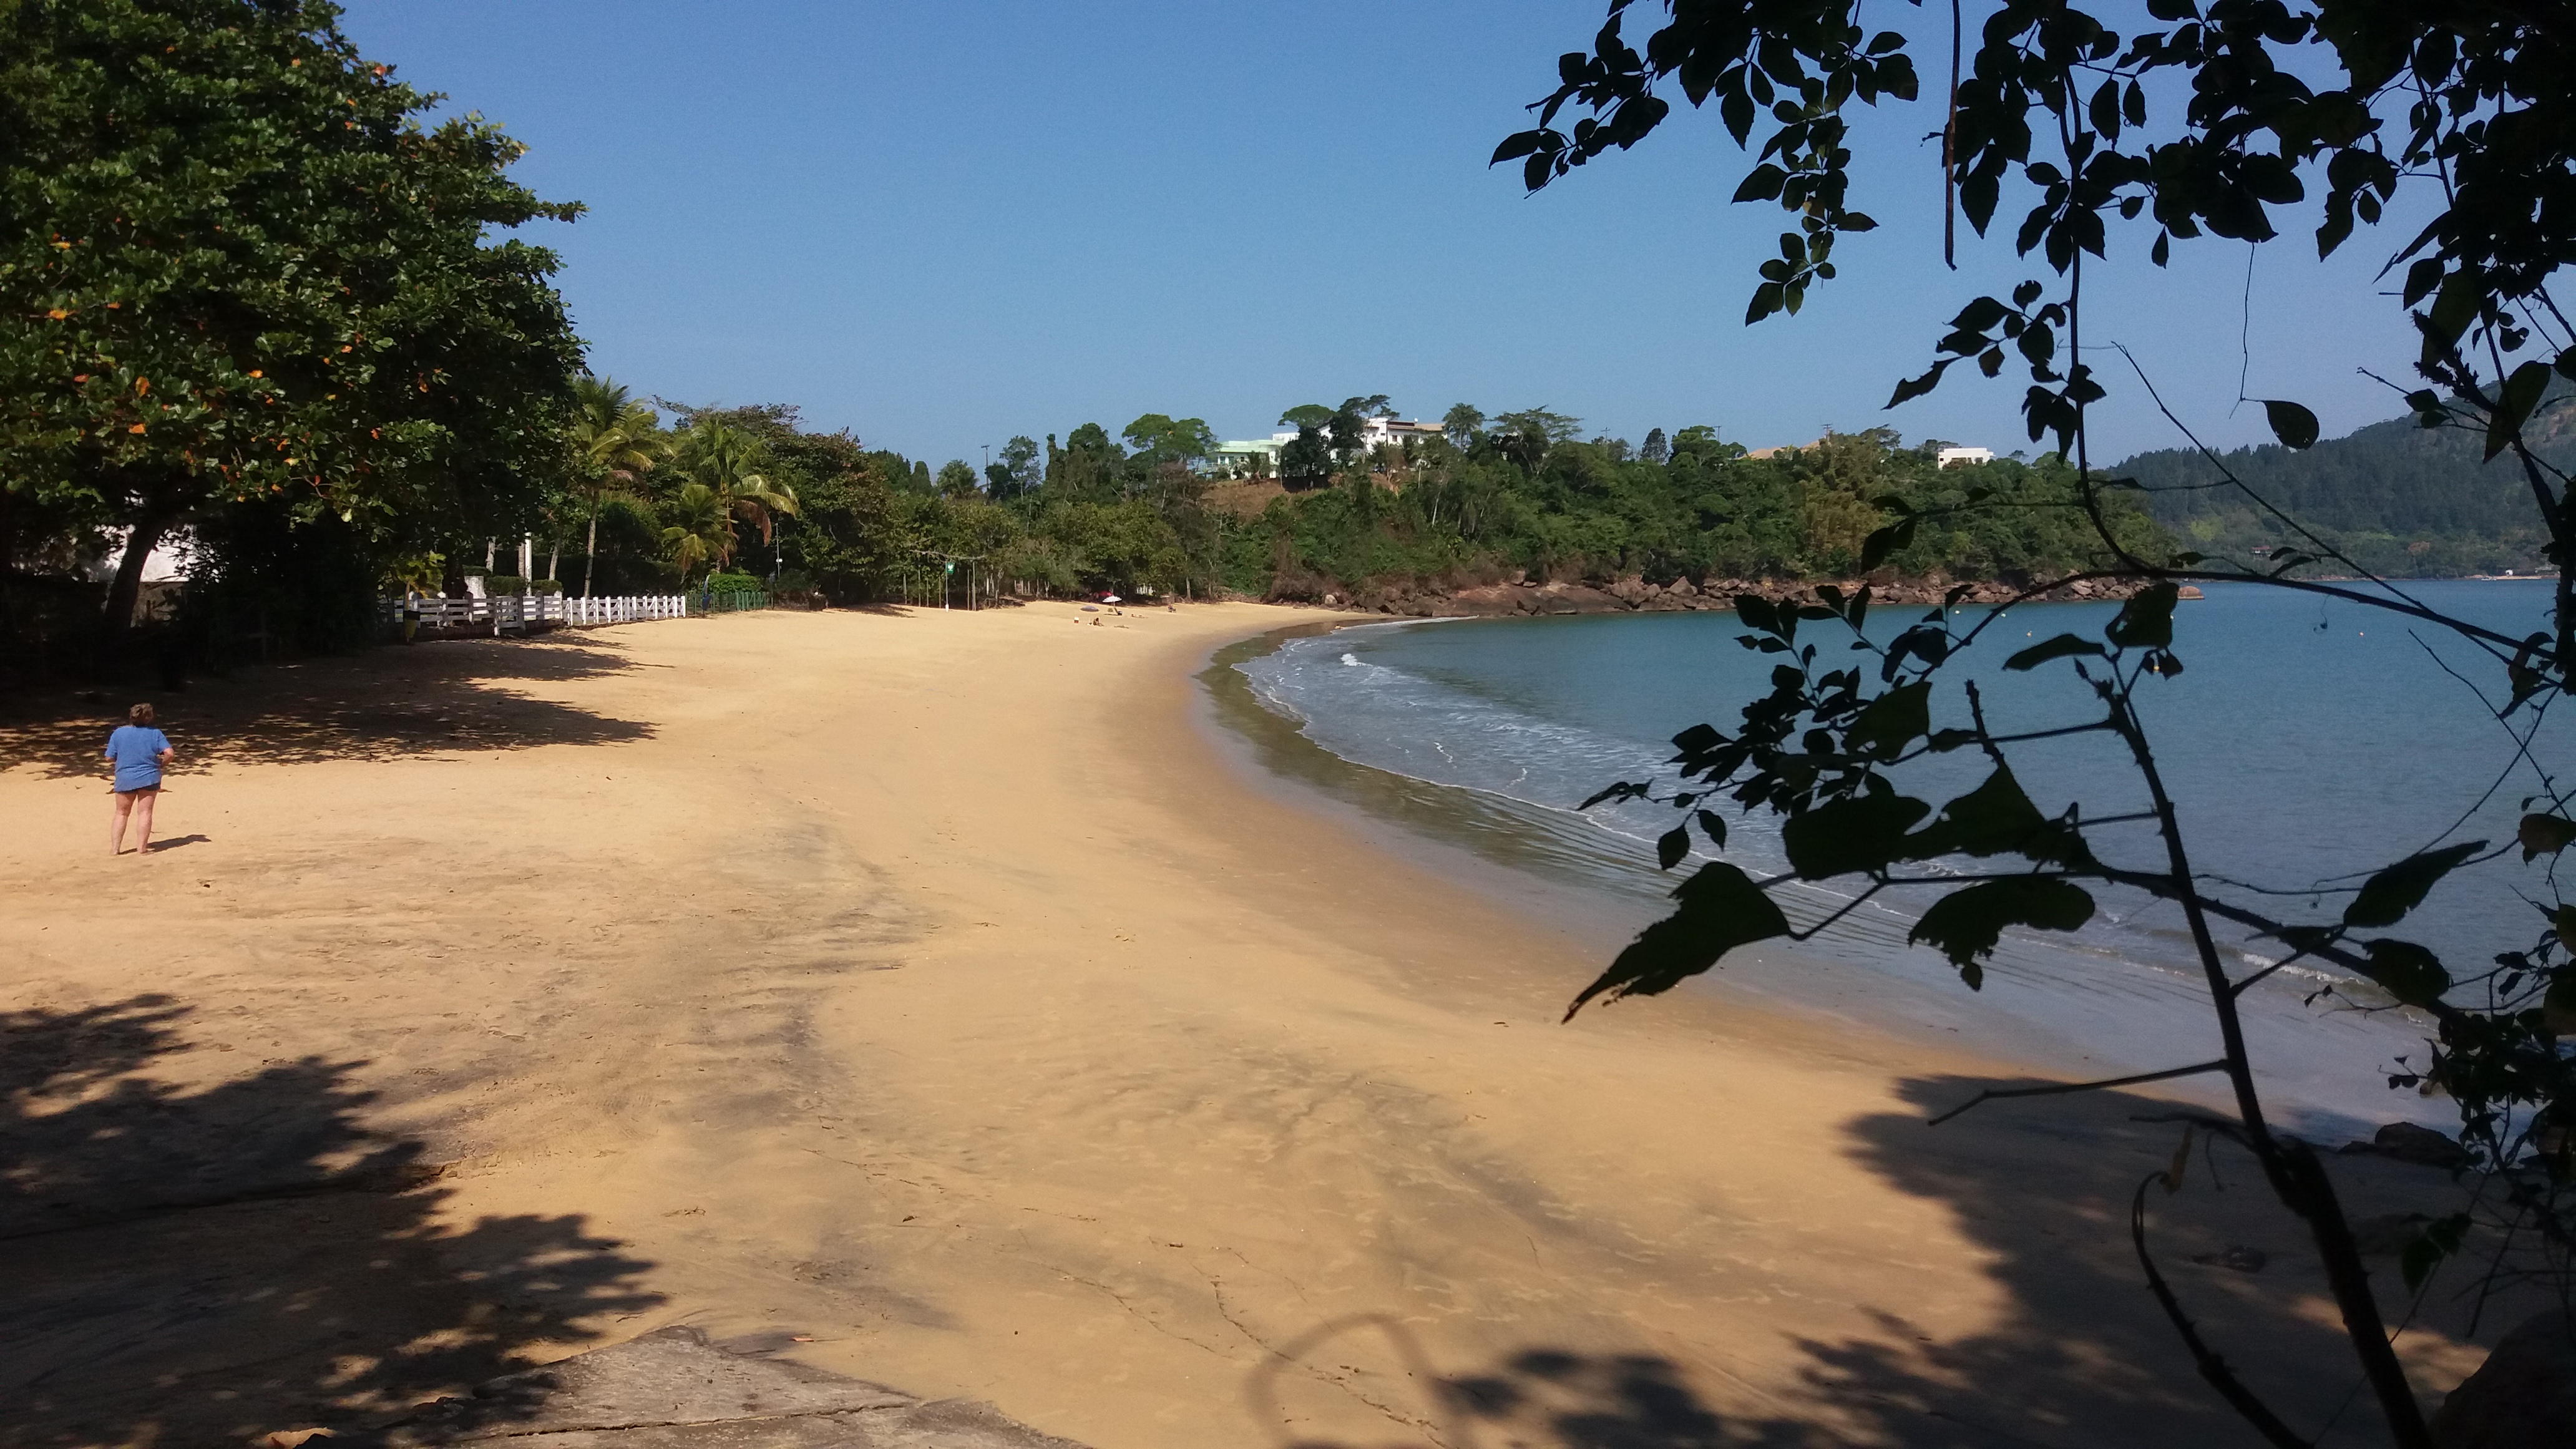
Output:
[{"xmin": 0, "ymin": 603, "xmax": 2519, "ymax": 1448}]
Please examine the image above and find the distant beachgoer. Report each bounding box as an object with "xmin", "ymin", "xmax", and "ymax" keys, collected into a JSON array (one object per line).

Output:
[{"xmin": 103, "ymin": 703, "xmax": 173, "ymax": 859}]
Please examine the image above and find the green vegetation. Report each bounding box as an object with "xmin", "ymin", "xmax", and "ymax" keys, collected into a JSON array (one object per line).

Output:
[
  {"xmin": 2117, "ymin": 388, "xmax": 2576, "ymax": 577},
  {"xmin": 0, "ymin": 2, "xmax": 2164, "ymax": 658},
  {"xmin": 1, "ymin": 0, "xmax": 582, "ymax": 661},
  {"xmin": 552, "ymin": 402, "xmax": 2165, "ymax": 609},
  {"xmin": 1222, "ymin": 420, "xmax": 2160, "ymax": 598}
]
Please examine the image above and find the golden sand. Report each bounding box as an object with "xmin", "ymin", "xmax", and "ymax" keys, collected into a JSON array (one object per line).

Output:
[{"xmin": 0, "ymin": 603, "xmax": 2507, "ymax": 1447}]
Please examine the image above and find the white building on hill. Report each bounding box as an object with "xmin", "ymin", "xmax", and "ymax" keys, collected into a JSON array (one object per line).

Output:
[
  {"xmin": 1214, "ymin": 417, "xmax": 1447, "ymax": 474},
  {"xmin": 1937, "ymin": 446, "xmax": 1996, "ymax": 467}
]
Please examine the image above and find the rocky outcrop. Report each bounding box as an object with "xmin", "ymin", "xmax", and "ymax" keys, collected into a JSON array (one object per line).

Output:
[
  {"xmin": 1330, "ymin": 572, "xmax": 2160, "ymax": 620},
  {"xmin": 2338, "ymin": 1120, "xmax": 2474, "ymax": 1170},
  {"xmin": 2432, "ymin": 1310, "xmax": 2576, "ymax": 1448}
]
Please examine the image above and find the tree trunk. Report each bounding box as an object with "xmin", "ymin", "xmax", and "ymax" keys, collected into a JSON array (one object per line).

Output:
[
  {"xmin": 102, "ymin": 514, "xmax": 170, "ymax": 642},
  {"xmin": 583, "ymin": 509, "xmax": 599, "ymax": 598}
]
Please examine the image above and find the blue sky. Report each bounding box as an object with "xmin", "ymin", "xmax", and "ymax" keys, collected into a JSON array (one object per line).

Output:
[{"xmin": 339, "ymin": 1, "xmax": 2430, "ymax": 467}]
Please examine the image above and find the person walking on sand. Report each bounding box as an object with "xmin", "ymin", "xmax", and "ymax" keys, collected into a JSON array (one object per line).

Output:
[{"xmin": 104, "ymin": 703, "xmax": 173, "ymax": 859}]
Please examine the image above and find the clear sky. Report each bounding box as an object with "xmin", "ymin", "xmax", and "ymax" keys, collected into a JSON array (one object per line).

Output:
[{"xmin": 337, "ymin": 1, "xmax": 2430, "ymax": 468}]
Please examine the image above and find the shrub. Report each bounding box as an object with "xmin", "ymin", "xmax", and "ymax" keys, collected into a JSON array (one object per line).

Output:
[
  {"xmin": 705, "ymin": 571, "xmax": 763, "ymax": 595},
  {"xmin": 482, "ymin": 575, "xmax": 529, "ymax": 597}
]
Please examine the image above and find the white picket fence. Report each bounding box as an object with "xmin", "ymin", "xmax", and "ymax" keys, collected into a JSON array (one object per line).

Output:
[
  {"xmin": 562, "ymin": 594, "xmax": 689, "ymax": 626},
  {"xmin": 385, "ymin": 593, "xmax": 687, "ymax": 636}
]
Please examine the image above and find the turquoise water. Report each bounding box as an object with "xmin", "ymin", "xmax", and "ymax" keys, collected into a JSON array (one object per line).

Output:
[{"xmin": 1229, "ymin": 581, "xmax": 2569, "ymax": 1135}]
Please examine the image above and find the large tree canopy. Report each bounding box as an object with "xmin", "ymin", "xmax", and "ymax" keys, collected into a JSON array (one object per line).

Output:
[{"xmin": 0, "ymin": 0, "xmax": 583, "ymax": 627}]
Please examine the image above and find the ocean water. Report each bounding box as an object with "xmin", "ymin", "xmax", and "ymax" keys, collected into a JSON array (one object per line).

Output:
[{"xmin": 1219, "ymin": 581, "xmax": 2570, "ymax": 1138}]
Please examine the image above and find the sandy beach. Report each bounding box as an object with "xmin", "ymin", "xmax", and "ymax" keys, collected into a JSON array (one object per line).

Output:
[{"xmin": 0, "ymin": 604, "xmax": 2516, "ymax": 1448}]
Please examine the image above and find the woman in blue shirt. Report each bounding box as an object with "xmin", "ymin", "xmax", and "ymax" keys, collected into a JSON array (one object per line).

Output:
[{"xmin": 103, "ymin": 703, "xmax": 175, "ymax": 858}]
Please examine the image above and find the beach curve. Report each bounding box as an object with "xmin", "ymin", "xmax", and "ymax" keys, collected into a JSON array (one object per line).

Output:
[{"xmin": 0, "ymin": 603, "xmax": 2504, "ymax": 1448}]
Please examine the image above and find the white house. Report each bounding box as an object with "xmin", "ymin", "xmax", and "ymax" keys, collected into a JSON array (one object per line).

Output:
[
  {"xmin": 1937, "ymin": 446, "xmax": 1996, "ymax": 467},
  {"xmin": 1212, "ymin": 436, "xmax": 1286, "ymax": 472},
  {"xmin": 1212, "ymin": 417, "xmax": 1447, "ymax": 475}
]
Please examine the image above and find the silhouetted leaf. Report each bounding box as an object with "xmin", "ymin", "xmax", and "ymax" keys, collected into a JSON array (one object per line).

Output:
[
  {"xmin": 1845, "ymin": 681, "xmax": 1931, "ymax": 759},
  {"xmin": 2401, "ymin": 1213, "xmax": 2471, "ymax": 1289},
  {"xmin": 1580, "ymin": 780, "xmax": 1652, "ymax": 810},
  {"xmin": 2544, "ymin": 966, "xmax": 2576, "ymax": 1030},
  {"xmin": 2006, "ymin": 633, "xmax": 2104, "ymax": 671},
  {"xmin": 1566, "ymin": 862, "xmax": 1790, "ymax": 1018},
  {"xmin": 2344, "ymin": 842, "xmax": 2483, "ymax": 929},
  {"xmin": 1657, "ymin": 827, "xmax": 1692, "ymax": 870},
  {"xmin": 1887, "ymin": 360, "xmax": 1952, "ymax": 407},
  {"xmin": 2107, "ymin": 582, "xmax": 2181, "ymax": 650},
  {"xmin": 1695, "ymin": 809, "xmax": 1727, "ymax": 849},
  {"xmin": 2263, "ymin": 399, "xmax": 2320, "ymax": 449},
  {"xmin": 1783, "ymin": 792, "xmax": 1932, "ymax": 878},
  {"xmin": 1861, "ymin": 517, "xmax": 1917, "ymax": 570},
  {"xmin": 1911, "ymin": 768, "xmax": 2085, "ymax": 864},
  {"xmin": 1910, "ymin": 877, "xmax": 2096, "ymax": 983},
  {"xmin": 2487, "ymin": 359, "xmax": 2552, "ymax": 460},
  {"xmin": 2358, "ymin": 939, "xmax": 2451, "ymax": 1008},
  {"xmin": 1720, "ymin": 87, "xmax": 1754, "ymax": 144},
  {"xmin": 2519, "ymin": 813, "xmax": 2576, "ymax": 861},
  {"xmin": 1732, "ymin": 163, "xmax": 1788, "ymax": 202}
]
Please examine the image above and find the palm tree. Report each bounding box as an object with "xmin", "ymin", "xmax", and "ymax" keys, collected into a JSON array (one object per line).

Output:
[
  {"xmin": 660, "ymin": 482, "xmax": 731, "ymax": 582},
  {"xmin": 676, "ymin": 418, "xmax": 799, "ymax": 557},
  {"xmin": 568, "ymin": 374, "xmax": 665, "ymax": 597}
]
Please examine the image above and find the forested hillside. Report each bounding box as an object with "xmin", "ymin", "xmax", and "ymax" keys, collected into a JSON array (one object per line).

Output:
[
  {"xmin": 559, "ymin": 402, "xmax": 2170, "ymax": 607},
  {"xmin": 2115, "ymin": 388, "xmax": 2576, "ymax": 577}
]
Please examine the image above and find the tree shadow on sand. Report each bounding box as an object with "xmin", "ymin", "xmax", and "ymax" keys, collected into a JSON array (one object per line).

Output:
[
  {"xmin": 1274, "ymin": 1076, "xmax": 2522, "ymax": 1449},
  {"xmin": 0, "ymin": 993, "xmax": 663, "ymax": 1448},
  {"xmin": 0, "ymin": 633, "xmax": 654, "ymax": 778}
]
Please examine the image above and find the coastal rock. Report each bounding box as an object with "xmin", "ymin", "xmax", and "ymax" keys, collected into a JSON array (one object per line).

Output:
[
  {"xmin": 2187, "ymin": 1244, "xmax": 2268, "ymax": 1272},
  {"xmin": 2339, "ymin": 1121, "xmax": 2472, "ymax": 1169},
  {"xmin": 1398, "ymin": 572, "xmax": 2157, "ymax": 620},
  {"xmin": 2432, "ymin": 1310, "xmax": 2576, "ymax": 1449}
]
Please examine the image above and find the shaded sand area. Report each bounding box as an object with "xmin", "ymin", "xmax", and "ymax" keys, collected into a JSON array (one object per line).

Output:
[{"xmin": 0, "ymin": 604, "xmax": 2522, "ymax": 1447}]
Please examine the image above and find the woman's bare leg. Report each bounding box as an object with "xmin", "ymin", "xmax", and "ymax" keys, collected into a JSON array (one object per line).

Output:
[
  {"xmin": 130, "ymin": 791, "xmax": 157, "ymax": 857},
  {"xmin": 109, "ymin": 793, "xmax": 132, "ymax": 854}
]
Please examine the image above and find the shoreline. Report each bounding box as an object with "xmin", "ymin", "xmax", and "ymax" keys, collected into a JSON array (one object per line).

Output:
[
  {"xmin": 0, "ymin": 603, "xmax": 2520, "ymax": 1447},
  {"xmin": 1199, "ymin": 612, "xmax": 2457, "ymax": 1144},
  {"xmin": 1278, "ymin": 568, "xmax": 2552, "ymax": 622},
  {"xmin": 1284, "ymin": 572, "xmax": 2163, "ymax": 620}
]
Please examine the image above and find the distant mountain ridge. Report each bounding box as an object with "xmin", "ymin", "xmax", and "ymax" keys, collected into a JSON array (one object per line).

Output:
[{"xmin": 2113, "ymin": 385, "xmax": 2576, "ymax": 577}]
